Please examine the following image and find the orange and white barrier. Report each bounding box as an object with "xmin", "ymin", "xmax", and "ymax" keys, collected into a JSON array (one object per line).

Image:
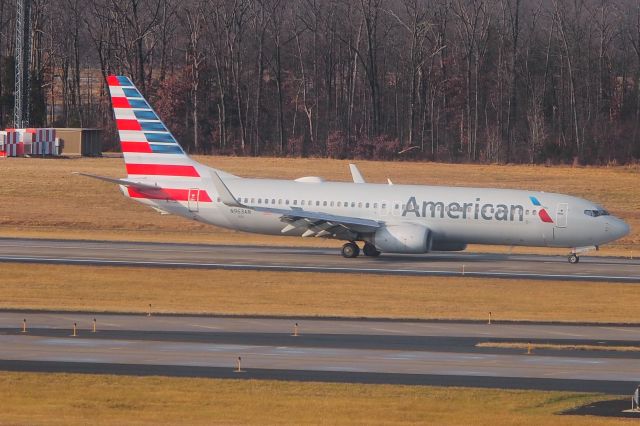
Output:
[
  {"xmin": 1, "ymin": 128, "xmax": 60, "ymax": 156},
  {"xmin": 3, "ymin": 142, "xmax": 24, "ymax": 157},
  {"xmin": 32, "ymin": 140, "xmax": 54, "ymax": 155},
  {"xmin": 0, "ymin": 131, "xmax": 20, "ymax": 156}
]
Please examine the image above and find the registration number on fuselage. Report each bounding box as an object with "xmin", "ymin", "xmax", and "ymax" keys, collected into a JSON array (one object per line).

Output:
[{"xmin": 230, "ymin": 208, "xmax": 252, "ymax": 215}]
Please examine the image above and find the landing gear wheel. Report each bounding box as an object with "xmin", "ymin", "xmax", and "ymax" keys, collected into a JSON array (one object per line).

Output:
[
  {"xmin": 568, "ymin": 254, "xmax": 579, "ymax": 264},
  {"xmin": 363, "ymin": 243, "xmax": 381, "ymax": 257},
  {"xmin": 341, "ymin": 242, "xmax": 360, "ymax": 258}
]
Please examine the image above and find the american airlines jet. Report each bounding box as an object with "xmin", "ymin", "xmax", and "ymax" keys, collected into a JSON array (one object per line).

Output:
[{"xmin": 78, "ymin": 76, "xmax": 630, "ymax": 264}]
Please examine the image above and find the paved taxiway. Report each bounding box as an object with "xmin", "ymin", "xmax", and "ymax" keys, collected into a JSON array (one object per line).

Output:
[
  {"xmin": 1, "ymin": 313, "xmax": 639, "ymax": 393},
  {"xmin": 0, "ymin": 238, "xmax": 638, "ymax": 282}
]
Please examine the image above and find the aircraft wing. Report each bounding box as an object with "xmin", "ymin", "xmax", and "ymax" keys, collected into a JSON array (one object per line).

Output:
[
  {"xmin": 209, "ymin": 171, "xmax": 380, "ymax": 239},
  {"xmin": 255, "ymin": 206, "xmax": 380, "ymax": 238}
]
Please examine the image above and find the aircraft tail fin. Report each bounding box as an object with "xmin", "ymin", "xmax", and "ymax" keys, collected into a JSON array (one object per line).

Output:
[{"xmin": 106, "ymin": 75, "xmax": 203, "ymax": 180}]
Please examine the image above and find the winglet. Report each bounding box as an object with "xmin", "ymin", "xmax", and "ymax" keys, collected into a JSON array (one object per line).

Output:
[
  {"xmin": 209, "ymin": 171, "xmax": 244, "ymax": 207},
  {"xmin": 349, "ymin": 164, "xmax": 365, "ymax": 183}
]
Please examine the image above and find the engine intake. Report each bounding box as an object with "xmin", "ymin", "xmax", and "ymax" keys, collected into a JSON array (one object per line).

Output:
[{"xmin": 373, "ymin": 224, "xmax": 430, "ymax": 254}]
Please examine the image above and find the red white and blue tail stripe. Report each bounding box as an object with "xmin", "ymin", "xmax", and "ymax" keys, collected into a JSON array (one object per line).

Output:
[{"xmin": 107, "ymin": 75, "xmax": 201, "ymax": 179}]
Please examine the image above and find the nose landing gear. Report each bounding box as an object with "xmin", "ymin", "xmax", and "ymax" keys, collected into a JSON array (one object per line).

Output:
[{"xmin": 567, "ymin": 245, "xmax": 597, "ymax": 264}]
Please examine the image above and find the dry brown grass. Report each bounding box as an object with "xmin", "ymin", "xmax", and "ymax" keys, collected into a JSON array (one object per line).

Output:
[
  {"xmin": 0, "ymin": 372, "xmax": 624, "ymax": 425},
  {"xmin": 0, "ymin": 156, "xmax": 637, "ymax": 256},
  {"xmin": 2, "ymin": 262, "xmax": 640, "ymax": 323},
  {"xmin": 477, "ymin": 342, "xmax": 640, "ymax": 353}
]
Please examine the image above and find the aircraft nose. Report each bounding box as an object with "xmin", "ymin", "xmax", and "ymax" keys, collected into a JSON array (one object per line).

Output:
[{"xmin": 610, "ymin": 218, "xmax": 630, "ymax": 240}]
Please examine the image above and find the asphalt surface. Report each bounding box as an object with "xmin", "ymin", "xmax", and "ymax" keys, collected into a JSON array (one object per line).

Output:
[
  {"xmin": 0, "ymin": 238, "xmax": 638, "ymax": 282},
  {"xmin": 2, "ymin": 312, "xmax": 640, "ymax": 393}
]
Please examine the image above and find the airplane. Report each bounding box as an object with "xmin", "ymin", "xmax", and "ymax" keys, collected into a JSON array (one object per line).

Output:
[{"xmin": 77, "ymin": 75, "xmax": 630, "ymax": 264}]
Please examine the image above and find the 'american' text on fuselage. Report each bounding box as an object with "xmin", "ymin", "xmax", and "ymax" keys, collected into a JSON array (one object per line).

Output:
[{"xmin": 402, "ymin": 196, "xmax": 525, "ymax": 222}]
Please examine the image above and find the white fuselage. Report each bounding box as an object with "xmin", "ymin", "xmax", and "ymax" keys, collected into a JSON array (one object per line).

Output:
[{"xmin": 122, "ymin": 170, "xmax": 629, "ymax": 251}]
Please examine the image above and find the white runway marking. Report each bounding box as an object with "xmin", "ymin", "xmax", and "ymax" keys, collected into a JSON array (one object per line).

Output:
[
  {"xmin": 371, "ymin": 328, "xmax": 412, "ymax": 334},
  {"xmin": 190, "ymin": 324, "xmax": 221, "ymax": 330}
]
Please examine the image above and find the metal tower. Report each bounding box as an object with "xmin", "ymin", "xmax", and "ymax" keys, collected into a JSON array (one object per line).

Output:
[{"xmin": 14, "ymin": 0, "xmax": 32, "ymax": 128}]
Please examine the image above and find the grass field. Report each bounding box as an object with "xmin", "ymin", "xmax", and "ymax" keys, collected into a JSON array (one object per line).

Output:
[
  {"xmin": 0, "ymin": 372, "xmax": 625, "ymax": 425},
  {"xmin": 477, "ymin": 342, "xmax": 640, "ymax": 353},
  {"xmin": 2, "ymin": 262, "xmax": 640, "ymax": 323},
  {"xmin": 0, "ymin": 156, "xmax": 637, "ymax": 255}
]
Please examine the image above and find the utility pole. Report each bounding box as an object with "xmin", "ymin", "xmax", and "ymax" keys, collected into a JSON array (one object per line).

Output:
[{"xmin": 14, "ymin": 0, "xmax": 32, "ymax": 128}]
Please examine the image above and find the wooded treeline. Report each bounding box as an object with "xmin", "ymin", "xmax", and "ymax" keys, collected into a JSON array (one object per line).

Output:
[{"xmin": 0, "ymin": 0, "xmax": 639, "ymax": 164}]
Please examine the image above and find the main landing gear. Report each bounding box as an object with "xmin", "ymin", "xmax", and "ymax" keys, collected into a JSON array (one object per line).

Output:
[
  {"xmin": 568, "ymin": 254, "xmax": 579, "ymax": 264},
  {"xmin": 341, "ymin": 242, "xmax": 381, "ymax": 258},
  {"xmin": 341, "ymin": 242, "xmax": 360, "ymax": 258}
]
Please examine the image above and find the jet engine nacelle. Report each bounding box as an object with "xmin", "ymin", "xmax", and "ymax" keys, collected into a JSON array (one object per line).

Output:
[{"xmin": 373, "ymin": 224, "xmax": 430, "ymax": 254}]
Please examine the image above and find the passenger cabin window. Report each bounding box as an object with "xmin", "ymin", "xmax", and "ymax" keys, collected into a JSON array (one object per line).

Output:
[
  {"xmin": 330, "ymin": 201, "xmax": 334, "ymax": 207},
  {"xmin": 285, "ymin": 200, "xmax": 290, "ymax": 205},
  {"xmin": 374, "ymin": 203, "xmax": 378, "ymax": 208},
  {"xmin": 293, "ymin": 200, "xmax": 298, "ymax": 205},
  {"xmin": 366, "ymin": 203, "xmax": 370, "ymax": 208},
  {"xmin": 323, "ymin": 201, "xmax": 328, "ymax": 206}
]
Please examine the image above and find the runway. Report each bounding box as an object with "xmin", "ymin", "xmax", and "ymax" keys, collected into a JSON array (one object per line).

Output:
[
  {"xmin": 0, "ymin": 238, "xmax": 638, "ymax": 282},
  {"xmin": 1, "ymin": 312, "xmax": 640, "ymax": 393}
]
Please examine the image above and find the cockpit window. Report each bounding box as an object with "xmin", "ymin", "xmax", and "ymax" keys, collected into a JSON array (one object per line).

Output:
[{"xmin": 584, "ymin": 209, "xmax": 610, "ymax": 217}]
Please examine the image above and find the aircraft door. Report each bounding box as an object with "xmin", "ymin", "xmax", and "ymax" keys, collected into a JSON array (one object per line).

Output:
[
  {"xmin": 556, "ymin": 203, "xmax": 568, "ymax": 228},
  {"xmin": 188, "ymin": 188, "xmax": 199, "ymax": 212}
]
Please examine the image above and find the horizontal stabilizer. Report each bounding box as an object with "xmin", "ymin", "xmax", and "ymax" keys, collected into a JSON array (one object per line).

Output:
[{"xmin": 73, "ymin": 172, "xmax": 161, "ymax": 191}]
